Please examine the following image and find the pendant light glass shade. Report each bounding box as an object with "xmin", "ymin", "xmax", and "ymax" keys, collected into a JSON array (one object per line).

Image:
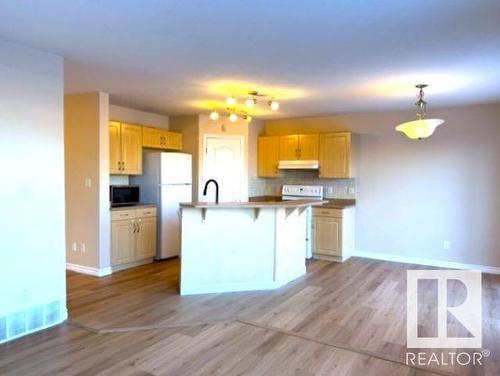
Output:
[
  {"xmin": 395, "ymin": 118, "xmax": 444, "ymax": 140},
  {"xmin": 395, "ymin": 84, "xmax": 444, "ymax": 140}
]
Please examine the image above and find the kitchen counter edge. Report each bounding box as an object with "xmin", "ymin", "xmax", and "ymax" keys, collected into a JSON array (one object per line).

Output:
[{"xmin": 180, "ymin": 199, "xmax": 328, "ymax": 209}]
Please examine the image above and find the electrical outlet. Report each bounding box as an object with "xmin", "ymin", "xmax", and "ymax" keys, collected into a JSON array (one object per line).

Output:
[
  {"xmin": 327, "ymin": 186, "xmax": 334, "ymax": 194},
  {"xmin": 348, "ymin": 187, "xmax": 355, "ymax": 195},
  {"xmin": 81, "ymin": 243, "xmax": 86, "ymax": 253},
  {"xmin": 443, "ymin": 241, "xmax": 450, "ymax": 250},
  {"xmin": 72, "ymin": 242, "xmax": 77, "ymax": 252}
]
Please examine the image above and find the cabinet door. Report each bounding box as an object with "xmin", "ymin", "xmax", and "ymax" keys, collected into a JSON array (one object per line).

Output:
[
  {"xmin": 109, "ymin": 121, "xmax": 122, "ymax": 174},
  {"xmin": 319, "ymin": 132, "xmax": 351, "ymax": 178},
  {"xmin": 258, "ymin": 136, "xmax": 280, "ymax": 177},
  {"xmin": 142, "ymin": 127, "xmax": 163, "ymax": 149},
  {"xmin": 121, "ymin": 123, "xmax": 143, "ymax": 175},
  {"xmin": 165, "ymin": 131, "xmax": 183, "ymax": 150},
  {"xmin": 135, "ymin": 217, "xmax": 157, "ymax": 260},
  {"xmin": 313, "ymin": 216, "xmax": 341, "ymax": 256},
  {"xmin": 298, "ymin": 134, "xmax": 319, "ymax": 160},
  {"xmin": 111, "ymin": 219, "xmax": 136, "ymax": 266},
  {"xmin": 279, "ymin": 135, "xmax": 299, "ymax": 160}
]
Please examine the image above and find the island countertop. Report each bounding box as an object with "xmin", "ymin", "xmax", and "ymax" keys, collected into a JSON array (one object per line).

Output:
[{"xmin": 180, "ymin": 199, "xmax": 328, "ymax": 209}]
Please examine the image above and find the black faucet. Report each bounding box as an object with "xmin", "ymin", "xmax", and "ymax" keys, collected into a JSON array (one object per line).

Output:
[{"xmin": 203, "ymin": 179, "xmax": 219, "ymax": 204}]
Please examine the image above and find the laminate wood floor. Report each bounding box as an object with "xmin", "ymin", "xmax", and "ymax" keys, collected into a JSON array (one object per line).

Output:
[{"xmin": 0, "ymin": 257, "xmax": 498, "ymax": 376}]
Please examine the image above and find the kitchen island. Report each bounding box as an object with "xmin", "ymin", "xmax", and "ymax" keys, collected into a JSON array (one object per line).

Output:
[{"xmin": 179, "ymin": 199, "xmax": 326, "ymax": 295}]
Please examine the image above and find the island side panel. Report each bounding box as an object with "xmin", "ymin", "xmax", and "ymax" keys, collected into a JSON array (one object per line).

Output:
[
  {"xmin": 180, "ymin": 207, "xmax": 277, "ymax": 295},
  {"xmin": 274, "ymin": 208, "xmax": 308, "ymax": 286}
]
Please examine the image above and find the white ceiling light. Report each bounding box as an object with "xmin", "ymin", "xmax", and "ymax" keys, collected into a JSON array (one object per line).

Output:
[
  {"xmin": 229, "ymin": 113, "xmax": 238, "ymax": 122},
  {"xmin": 245, "ymin": 98, "xmax": 256, "ymax": 108},
  {"xmin": 269, "ymin": 99, "xmax": 280, "ymax": 111},
  {"xmin": 395, "ymin": 84, "xmax": 444, "ymax": 140},
  {"xmin": 209, "ymin": 111, "xmax": 219, "ymax": 121},
  {"xmin": 226, "ymin": 96, "xmax": 237, "ymax": 106}
]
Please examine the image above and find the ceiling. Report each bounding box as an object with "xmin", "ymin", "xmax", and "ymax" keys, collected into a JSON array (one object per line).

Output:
[{"xmin": 1, "ymin": 0, "xmax": 500, "ymax": 119}]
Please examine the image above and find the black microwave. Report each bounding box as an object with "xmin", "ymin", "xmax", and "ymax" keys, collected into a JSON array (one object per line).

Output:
[{"xmin": 110, "ymin": 185, "xmax": 140, "ymax": 207}]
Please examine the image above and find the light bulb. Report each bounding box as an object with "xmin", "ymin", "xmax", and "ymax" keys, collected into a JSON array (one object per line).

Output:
[
  {"xmin": 244, "ymin": 115, "xmax": 252, "ymax": 123},
  {"xmin": 226, "ymin": 97, "xmax": 237, "ymax": 106},
  {"xmin": 229, "ymin": 113, "xmax": 238, "ymax": 122},
  {"xmin": 209, "ymin": 111, "xmax": 219, "ymax": 121},
  {"xmin": 245, "ymin": 98, "xmax": 256, "ymax": 108},
  {"xmin": 269, "ymin": 100, "xmax": 280, "ymax": 111}
]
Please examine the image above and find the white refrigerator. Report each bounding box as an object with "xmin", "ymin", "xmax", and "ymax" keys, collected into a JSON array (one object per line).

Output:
[{"xmin": 131, "ymin": 151, "xmax": 192, "ymax": 260}]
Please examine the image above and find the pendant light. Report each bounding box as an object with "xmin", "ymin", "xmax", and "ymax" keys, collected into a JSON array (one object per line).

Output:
[{"xmin": 395, "ymin": 84, "xmax": 444, "ymax": 140}]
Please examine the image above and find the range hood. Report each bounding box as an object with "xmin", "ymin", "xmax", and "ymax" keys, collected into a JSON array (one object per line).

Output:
[{"xmin": 278, "ymin": 160, "xmax": 319, "ymax": 170}]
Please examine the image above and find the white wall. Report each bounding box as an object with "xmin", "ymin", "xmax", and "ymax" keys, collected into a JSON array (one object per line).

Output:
[
  {"xmin": 265, "ymin": 103, "xmax": 500, "ymax": 269},
  {"xmin": 65, "ymin": 93, "xmax": 110, "ymax": 272},
  {"xmin": 109, "ymin": 104, "xmax": 168, "ymax": 129},
  {"xmin": 0, "ymin": 39, "xmax": 66, "ymax": 342}
]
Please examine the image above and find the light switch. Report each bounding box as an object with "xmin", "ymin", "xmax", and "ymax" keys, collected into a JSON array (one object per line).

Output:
[{"xmin": 84, "ymin": 178, "xmax": 92, "ymax": 188}]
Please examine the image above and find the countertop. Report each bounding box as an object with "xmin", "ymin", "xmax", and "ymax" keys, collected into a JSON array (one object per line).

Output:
[
  {"xmin": 180, "ymin": 199, "xmax": 328, "ymax": 209},
  {"xmin": 110, "ymin": 203, "xmax": 157, "ymax": 211},
  {"xmin": 249, "ymin": 196, "xmax": 356, "ymax": 209},
  {"xmin": 320, "ymin": 199, "xmax": 356, "ymax": 209}
]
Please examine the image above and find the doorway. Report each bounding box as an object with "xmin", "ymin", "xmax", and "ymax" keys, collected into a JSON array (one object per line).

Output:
[{"xmin": 202, "ymin": 135, "xmax": 246, "ymax": 202}]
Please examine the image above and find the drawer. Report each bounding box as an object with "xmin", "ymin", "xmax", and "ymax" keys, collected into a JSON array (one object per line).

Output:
[
  {"xmin": 111, "ymin": 210, "xmax": 136, "ymax": 221},
  {"xmin": 136, "ymin": 207, "xmax": 157, "ymax": 218},
  {"xmin": 313, "ymin": 208, "xmax": 343, "ymax": 218}
]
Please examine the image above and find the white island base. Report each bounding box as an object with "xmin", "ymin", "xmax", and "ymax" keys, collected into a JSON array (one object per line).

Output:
[{"xmin": 180, "ymin": 201, "xmax": 322, "ymax": 295}]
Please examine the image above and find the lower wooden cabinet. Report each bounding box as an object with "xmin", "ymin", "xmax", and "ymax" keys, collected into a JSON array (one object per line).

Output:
[
  {"xmin": 111, "ymin": 207, "xmax": 157, "ymax": 268},
  {"xmin": 312, "ymin": 207, "xmax": 355, "ymax": 261}
]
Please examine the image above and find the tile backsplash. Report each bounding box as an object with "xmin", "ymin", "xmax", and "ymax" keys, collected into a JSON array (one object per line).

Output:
[
  {"xmin": 249, "ymin": 170, "xmax": 356, "ymax": 199},
  {"xmin": 110, "ymin": 175, "xmax": 130, "ymax": 185}
]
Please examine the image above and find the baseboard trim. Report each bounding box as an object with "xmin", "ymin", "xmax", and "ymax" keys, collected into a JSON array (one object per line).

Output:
[
  {"xmin": 313, "ymin": 254, "xmax": 350, "ymax": 263},
  {"xmin": 111, "ymin": 258, "xmax": 153, "ymax": 273},
  {"xmin": 353, "ymin": 251, "xmax": 500, "ymax": 275},
  {"xmin": 66, "ymin": 263, "xmax": 112, "ymax": 277}
]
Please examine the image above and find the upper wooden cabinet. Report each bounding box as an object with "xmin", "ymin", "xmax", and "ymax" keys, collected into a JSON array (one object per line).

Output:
[
  {"xmin": 142, "ymin": 127, "xmax": 182, "ymax": 151},
  {"xmin": 142, "ymin": 127, "xmax": 163, "ymax": 149},
  {"xmin": 165, "ymin": 131, "xmax": 182, "ymax": 150},
  {"xmin": 109, "ymin": 121, "xmax": 122, "ymax": 174},
  {"xmin": 319, "ymin": 132, "xmax": 353, "ymax": 178},
  {"xmin": 258, "ymin": 136, "xmax": 280, "ymax": 178},
  {"xmin": 257, "ymin": 131, "xmax": 354, "ymax": 179},
  {"xmin": 279, "ymin": 134, "xmax": 319, "ymax": 160},
  {"xmin": 298, "ymin": 134, "xmax": 319, "ymax": 160},
  {"xmin": 279, "ymin": 135, "xmax": 299, "ymax": 160},
  {"xmin": 109, "ymin": 122, "xmax": 142, "ymax": 175}
]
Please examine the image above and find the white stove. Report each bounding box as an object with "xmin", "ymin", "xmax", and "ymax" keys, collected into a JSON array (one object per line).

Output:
[
  {"xmin": 282, "ymin": 185, "xmax": 323, "ymax": 200},
  {"xmin": 281, "ymin": 185, "xmax": 323, "ymax": 259}
]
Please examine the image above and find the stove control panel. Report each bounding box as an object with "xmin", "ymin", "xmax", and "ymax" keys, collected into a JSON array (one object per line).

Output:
[{"xmin": 281, "ymin": 185, "xmax": 323, "ymax": 198}]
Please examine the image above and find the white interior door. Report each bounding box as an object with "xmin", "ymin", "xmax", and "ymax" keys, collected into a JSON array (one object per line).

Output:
[{"xmin": 203, "ymin": 136, "xmax": 245, "ymax": 202}]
